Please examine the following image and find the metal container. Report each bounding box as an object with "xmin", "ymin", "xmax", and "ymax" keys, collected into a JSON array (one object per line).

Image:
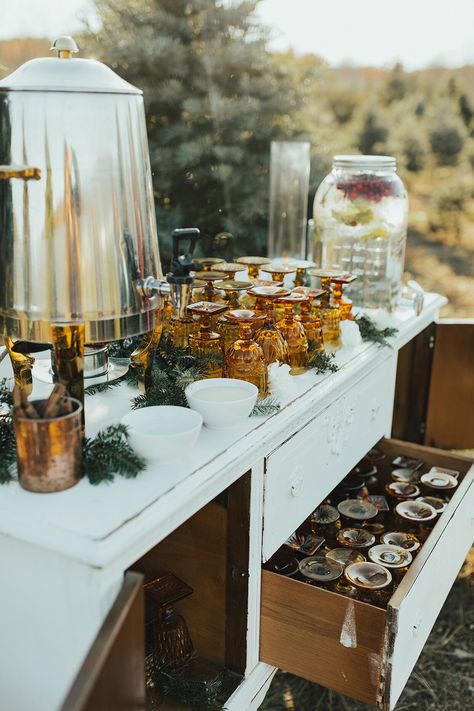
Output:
[
  {"xmin": 14, "ymin": 397, "xmax": 83, "ymax": 492},
  {"xmin": 0, "ymin": 37, "xmax": 163, "ymax": 344}
]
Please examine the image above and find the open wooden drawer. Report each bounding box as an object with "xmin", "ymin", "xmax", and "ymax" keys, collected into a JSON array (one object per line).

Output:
[{"xmin": 260, "ymin": 439, "xmax": 474, "ymax": 710}]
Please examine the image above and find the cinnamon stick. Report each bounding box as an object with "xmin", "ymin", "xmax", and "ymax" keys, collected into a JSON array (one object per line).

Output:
[
  {"xmin": 20, "ymin": 388, "xmax": 39, "ymax": 419},
  {"xmin": 43, "ymin": 384, "xmax": 66, "ymax": 419}
]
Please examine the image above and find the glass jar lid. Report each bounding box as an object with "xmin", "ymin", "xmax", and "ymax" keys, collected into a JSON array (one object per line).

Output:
[
  {"xmin": 312, "ymin": 504, "xmax": 340, "ymax": 525},
  {"xmin": 368, "ymin": 544, "xmax": 413, "ymax": 569},
  {"xmin": 337, "ymin": 499, "xmax": 378, "ymax": 521},
  {"xmin": 333, "ymin": 155, "xmax": 396, "ymax": 170},
  {"xmin": 299, "ymin": 555, "xmax": 343, "ymax": 582},
  {"xmin": 345, "ymin": 562, "xmax": 392, "ymax": 590}
]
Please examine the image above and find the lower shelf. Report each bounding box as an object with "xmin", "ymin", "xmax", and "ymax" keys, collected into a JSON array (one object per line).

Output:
[{"xmin": 260, "ymin": 438, "xmax": 474, "ymax": 710}]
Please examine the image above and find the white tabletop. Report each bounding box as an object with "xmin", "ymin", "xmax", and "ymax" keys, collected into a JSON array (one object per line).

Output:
[{"xmin": 0, "ymin": 294, "xmax": 446, "ymax": 569}]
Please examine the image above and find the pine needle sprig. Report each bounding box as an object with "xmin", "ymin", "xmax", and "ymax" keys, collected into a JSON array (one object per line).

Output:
[
  {"xmin": 152, "ymin": 664, "xmax": 224, "ymax": 711},
  {"xmin": 0, "ymin": 418, "xmax": 16, "ymax": 484},
  {"xmin": 85, "ymin": 376, "xmax": 128, "ymax": 396},
  {"xmin": 356, "ymin": 314, "xmax": 399, "ymax": 348},
  {"xmin": 0, "ymin": 378, "xmax": 13, "ymax": 408},
  {"xmin": 251, "ymin": 396, "xmax": 281, "ymax": 416},
  {"xmin": 309, "ymin": 350, "xmax": 339, "ymax": 374},
  {"xmin": 83, "ymin": 424, "xmax": 146, "ymax": 485}
]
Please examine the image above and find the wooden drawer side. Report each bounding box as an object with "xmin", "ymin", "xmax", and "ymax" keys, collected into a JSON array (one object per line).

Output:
[{"xmin": 260, "ymin": 570, "xmax": 387, "ymax": 706}]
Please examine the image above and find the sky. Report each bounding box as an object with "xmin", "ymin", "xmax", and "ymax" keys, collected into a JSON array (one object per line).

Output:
[{"xmin": 0, "ymin": 0, "xmax": 473, "ymax": 69}]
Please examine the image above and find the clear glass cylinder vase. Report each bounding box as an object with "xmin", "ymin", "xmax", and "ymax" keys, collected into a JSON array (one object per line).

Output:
[
  {"xmin": 268, "ymin": 141, "xmax": 311, "ymax": 260},
  {"xmin": 312, "ymin": 155, "xmax": 408, "ymax": 310}
]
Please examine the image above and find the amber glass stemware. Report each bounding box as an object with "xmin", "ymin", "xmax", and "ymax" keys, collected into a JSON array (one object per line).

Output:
[
  {"xmin": 213, "ymin": 262, "xmax": 247, "ymax": 280},
  {"xmin": 164, "ymin": 279, "xmax": 207, "ymax": 348},
  {"xmin": 224, "ymin": 310, "xmax": 268, "ymax": 395},
  {"xmin": 192, "ymin": 257, "xmax": 225, "ymax": 272},
  {"xmin": 236, "ymin": 256, "xmax": 272, "ymax": 280},
  {"xmin": 331, "ymin": 273, "xmax": 357, "ymax": 321},
  {"xmin": 261, "ymin": 263, "xmax": 297, "ymax": 283},
  {"xmin": 291, "ymin": 259, "xmax": 316, "ymax": 287},
  {"xmin": 293, "ymin": 286, "xmax": 326, "ymax": 359},
  {"xmin": 187, "ymin": 301, "xmax": 227, "ymax": 377},
  {"xmin": 247, "ymin": 285, "xmax": 290, "ymax": 365},
  {"xmin": 309, "ymin": 269, "xmax": 342, "ymax": 350},
  {"xmin": 276, "ymin": 293, "xmax": 309, "ymax": 374},
  {"xmin": 193, "ymin": 270, "xmax": 227, "ymax": 303},
  {"xmin": 216, "ymin": 280, "xmax": 251, "ymax": 351}
]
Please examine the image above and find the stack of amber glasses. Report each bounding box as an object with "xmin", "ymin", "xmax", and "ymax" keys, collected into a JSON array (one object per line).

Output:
[
  {"xmin": 308, "ymin": 269, "xmax": 342, "ymax": 350},
  {"xmin": 293, "ymin": 286, "xmax": 326, "ymax": 360},
  {"xmin": 247, "ymin": 285, "xmax": 290, "ymax": 365},
  {"xmin": 330, "ymin": 273, "xmax": 357, "ymax": 321},
  {"xmin": 193, "ymin": 270, "xmax": 227, "ymax": 303},
  {"xmin": 275, "ymin": 292, "xmax": 309, "ymax": 375},
  {"xmin": 214, "ymin": 262, "xmax": 247, "ymax": 280},
  {"xmin": 224, "ymin": 309, "xmax": 267, "ymax": 395},
  {"xmin": 187, "ymin": 301, "xmax": 227, "ymax": 378},
  {"xmin": 216, "ymin": 280, "xmax": 251, "ymax": 351}
]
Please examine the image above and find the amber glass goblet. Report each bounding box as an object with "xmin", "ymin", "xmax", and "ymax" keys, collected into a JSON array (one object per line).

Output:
[
  {"xmin": 236, "ymin": 256, "xmax": 272, "ymax": 280},
  {"xmin": 308, "ymin": 269, "xmax": 342, "ymax": 350},
  {"xmin": 261, "ymin": 262, "xmax": 297, "ymax": 284},
  {"xmin": 193, "ymin": 270, "xmax": 228, "ymax": 303},
  {"xmin": 213, "ymin": 262, "xmax": 247, "ymax": 280},
  {"xmin": 276, "ymin": 293, "xmax": 309, "ymax": 374},
  {"xmin": 164, "ymin": 279, "xmax": 206, "ymax": 348},
  {"xmin": 240, "ymin": 279, "xmax": 278, "ymax": 309},
  {"xmin": 187, "ymin": 301, "xmax": 227, "ymax": 378},
  {"xmin": 247, "ymin": 285, "xmax": 290, "ymax": 365},
  {"xmin": 293, "ymin": 286, "xmax": 326, "ymax": 359},
  {"xmin": 193, "ymin": 257, "xmax": 225, "ymax": 272},
  {"xmin": 291, "ymin": 259, "xmax": 316, "ymax": 287},
  {"xmin": 224, "ymin": 310, "xmax": 268, "ymax": 396},
  {"xmin": 331, "ymin": 273, "xmax": 357, "ymax": 321},
  {"xmin": 216, "ymin": 281, "xmax": 251, "ymax": 351}
]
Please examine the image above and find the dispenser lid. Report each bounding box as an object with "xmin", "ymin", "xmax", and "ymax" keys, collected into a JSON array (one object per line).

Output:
[{"xmin": 0, "ymin": 36, "xmax": 141, "ymax": 95}]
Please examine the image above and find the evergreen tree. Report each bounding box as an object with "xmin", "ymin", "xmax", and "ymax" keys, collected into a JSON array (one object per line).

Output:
[
  {"xmin": 83, "ymin": 0, "xmax": 302, "ymax": 258},
  {"xmin": 358, "ymin": 111, "xmax": 388, "ymax": 155}
]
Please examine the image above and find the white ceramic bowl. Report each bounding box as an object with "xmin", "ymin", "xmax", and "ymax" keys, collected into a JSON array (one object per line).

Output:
[
  {"xmin": 185, "ymin": 378, "xmax": 258, "ymax": 428},
  {"xmin": 121, "ymin": 406, "xmax": 202, "ymax": 461}
]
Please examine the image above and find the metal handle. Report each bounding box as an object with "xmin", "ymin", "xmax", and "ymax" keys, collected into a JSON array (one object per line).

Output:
[
  {"xmin": 0, "ymin": 165, "xmax": 41, "ymax": 181},
  {"xmin": 172, "ymin": 228, "xmax": 199, "ymax": 262}
]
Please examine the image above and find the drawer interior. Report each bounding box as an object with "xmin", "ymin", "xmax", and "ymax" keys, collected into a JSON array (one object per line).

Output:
[{"xmin": 260, "ymin": 438, "xmax": 473, "ymax": 708}]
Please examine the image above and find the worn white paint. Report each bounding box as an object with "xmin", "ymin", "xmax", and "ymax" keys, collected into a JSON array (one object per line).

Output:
[
  {"xmin": 0, "ymin": 294, "xmax": 448, "ymax": 710},
  {"xmin": 340, "ymin": 600, "xmax": 358, "ymax": 649}
]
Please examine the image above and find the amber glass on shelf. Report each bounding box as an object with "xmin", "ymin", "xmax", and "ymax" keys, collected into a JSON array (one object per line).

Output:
[
  {"xmin": 261, "ymin": 262, "xmax": 297, "ymax": 283},
  {"xmin": 187, "ymin": 301, "xmax": 227, "ymax": 378},
  {"xmin": 309, "ymin": 269, "xmax": 342, "ymax": 350},
  {"xmin": 240, "ymin": 279, "xmax": 279, "ymax": 309},
  {"xmin": 144, "ymin": 573, "xmax": 194, "ymax": 670},
  {"xmin": 216, "ymin": 281, "xmax": 251, "ymax": 352},
  {"xmin": 275, "ymin": 292, "xmax": 309, "ymax": 374},
  {"xmin": 224, "ymin": 309, "xmax": 268, "ymax": 396},
  {"xmin": 193, "ymin": 270, "xmax": 227, "ymax": 303},
  {"xmin": 212, "ymin": 262, "xmax": 247, "ymax": 280},
  {"xmin": 293, "ymin": 286, "xmax": 326, "ymax": 358},
  {"xmin": 236, "ymin": 256, "xmax": 272, "ymax": 280},
  {"xmin": 331, "ymin": 273, "xmax": 357, "ymax": 321},
  {"xmin": 247, "ymin": 285, "xmax": 290, "ymax": 365}
]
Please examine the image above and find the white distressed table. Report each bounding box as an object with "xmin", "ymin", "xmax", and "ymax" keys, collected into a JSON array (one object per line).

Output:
[{"xmin": 2, "ymin": 293, "xmax": 464, "ymax": 711}]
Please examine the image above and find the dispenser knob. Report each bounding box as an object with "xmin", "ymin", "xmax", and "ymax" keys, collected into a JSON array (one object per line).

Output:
[{"xmin": 50, "ymin": 36, "xmax": 79, "ymax": 58}]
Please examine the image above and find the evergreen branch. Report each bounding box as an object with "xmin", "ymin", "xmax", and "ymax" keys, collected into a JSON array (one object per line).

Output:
[
  {"xmin": 83, "ymin": 424, "xmax": 146, "ymax": 485},
  {"xmin": 309, "ymin": 350, "xmax": 339, "ymax": 374},
  {"xmin": 0, "ymin": 378, "xmax": 13, "ymax": 408},
  {"xmin": 356, "ymin": 315, "xmax": 399, "ymax": 348},
  {"xmin": 0, "ymin": 418, "xmax": 16, "ymax": 484},
  {"xmin": 85, "ymin": 376, "xmax": 127, "ymax": 396},
  {"xmin": 152, "ymin": 664, "xmax": 224, "ymax": 711},
  {"xmin": 251, "ymin": 396, "xmax": 281, "ymax": 416}
]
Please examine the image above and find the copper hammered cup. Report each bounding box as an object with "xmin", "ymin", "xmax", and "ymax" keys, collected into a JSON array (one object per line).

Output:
[{"xmin": 14, "ymin": 398, "xmax": 83, "ymax": 493}]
